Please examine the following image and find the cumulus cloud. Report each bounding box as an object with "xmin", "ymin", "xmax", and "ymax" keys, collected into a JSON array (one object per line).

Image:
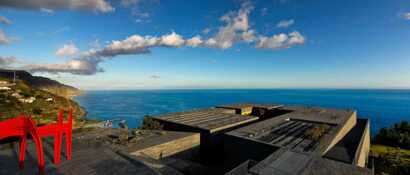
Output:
[
  {"xmin": 402, "ymin": 13, "xmax": 410, "ymax": 20},
  {"xmin": 25, "ymin": 58, "xmax": 103, "ymax": 75},
  {"xmin": 160, "ymin": 32, "xmax": 185, "ymax": 47},
  {"xmin": 55, "ymin": 43, "xmax": 79, "ymax": 57},
  {"xmin": 19, "ymin": 1, "xmax": 305, "ymax": 76},
  {"xmin": 0, "ymin": 29, "xmax": 13, "ymax": 44},
  {"xmin": 256, "ymin": 31, "xmax": 305, "ymax": 50},
  {"xmin": 0, "ymin": 16, "xmax": 11, "ymax": 25},
  {"xmin": 0, "ymin": 0, "xmax": 114, "ymax": 13},
  {"xmin": 0, "ymin": 56, "xmax": 18, "ymax": 66},
  {"xmin": 186, "ymin": 35, "xmax": 203, "ymax": 47},
  {"xmin": 205, "ymin": 2, "xmax": 254, "ymax": 49},
  {"xmin": 277, "ymin": 19, "xmax": 294, "ymax": 28},
  {"xmin": 81, "ymin": 32, "xmax": 189, "ymax": 59}
]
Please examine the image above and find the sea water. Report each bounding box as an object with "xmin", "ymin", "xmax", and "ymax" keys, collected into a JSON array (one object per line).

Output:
[{"xmin": 74, "ymin": 89, "xmax": 410, "ymax": 135}]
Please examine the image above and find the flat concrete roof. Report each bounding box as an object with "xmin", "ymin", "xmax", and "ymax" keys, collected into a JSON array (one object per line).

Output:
[
  {"xmin": 153, "ymin": 108, "xmax": 259, "ymax": 133},
  {"xmin": 216, "ymin": 103, "xmax": 283, "ymax": 110},
  {"xmin": 279, "ymin": 106, "xmax": 355, "ymax": 125},
  {"xmin": 248, "ymin": 149, "xmax": 371, "ymax": 175},
  {"xmin": 226, "ymin": 106, "xmax": 356, "ymax": 153}
]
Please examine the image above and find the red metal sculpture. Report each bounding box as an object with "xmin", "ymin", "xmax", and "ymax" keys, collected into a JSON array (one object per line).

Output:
[
  {"xmin": 0, "ymin": 108, "xmax": 73, "ymax": 173},
  {"xmin": 0, "ymin": 116, "xmax": 45, "ymax": 172},
  {"xmin": 37, "ymin": 109, "xmax": 73, "ymax": 164}
]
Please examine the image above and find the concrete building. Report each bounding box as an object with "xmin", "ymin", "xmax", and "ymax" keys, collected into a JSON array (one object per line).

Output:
[
  {"xmin": 224, "ymin": 105, "xmax": 371, "ymax": 175},
  {"xmin": 152, "ymin": 107, "xmax": 259, "ymax": 163},
  {"xmin": 152, "ymin": 104, "xmax": 371, "ymax": 175}
]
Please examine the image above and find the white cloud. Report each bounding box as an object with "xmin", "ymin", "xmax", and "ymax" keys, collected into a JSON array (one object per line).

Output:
[
  {"xmin": 0, "ymin": 16, "xmax": 11, "ymax": 25},
  {"xmin": 0, "ymin": 29, "xmax": 13, "ymax": 44},
  {"xmin": 55, "ymin": 43, "xmax": 79, "ymax": 57},
  {"xmin": 160, "ymin": 32, "xmax": 185, "ymax": 47},
  {"xmin": 402, "ymin": 13, "xmax": 410, "ymax": 20},
  {"xmin": 0, "ymin": 0, "xmax": 114, "ymax": 13},
  {"xmin": 18, "ymin": 1, "xmax": 305, "ymax": 76},
  {"xmin": 0, "ymin": 56, "xmax": 18, "ymax": 66},
  {"xmin": 25, "ymin": 59, "xmax": 103, "ymax": 75},
  {"xmin": 277, "ymin": 19, "xmax": 295, "ymax": 28},
  {"xmin": 186, "ymin": 35, "xmax": 203, "ymax": 47},
  {"xmin": 256, "ymin": 31, "xmax": 305, "ymax": 50},
  {"xmin": 205, "ymin": 2, "xmax": 254, "ymax": 49},
  {"xmin": 121, "ymin": 0, "xmax": 140, "ymax": 6},
  {"xmin": 242, "ymin": 29, "xmax": 255, "ymax": 42},
  {"xmin": 82, "ymin": 32, "xmax": 187, "ymax": 59}
]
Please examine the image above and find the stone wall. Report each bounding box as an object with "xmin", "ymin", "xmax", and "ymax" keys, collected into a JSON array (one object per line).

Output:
[{"xmin": 131, "ymin": 133, "xmax": 200, "ymax": 159}]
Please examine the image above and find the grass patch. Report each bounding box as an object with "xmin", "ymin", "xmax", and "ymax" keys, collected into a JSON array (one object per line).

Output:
[
  {"xmin": 371, "ymin": 144, "xmax": 410, "ymax": 175},
  {"xmin": 371, "ymin": 144, "xmax": 410, "ymax": 156}
]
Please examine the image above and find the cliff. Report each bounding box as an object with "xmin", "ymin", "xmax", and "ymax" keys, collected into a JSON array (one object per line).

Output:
[
  {"xmin": 0, "ymin": 69, "xmax": 86, "ymax": 125},
  {"xmin": 0, "ymin": 69, "xmax": 81, "ymax": 98}
]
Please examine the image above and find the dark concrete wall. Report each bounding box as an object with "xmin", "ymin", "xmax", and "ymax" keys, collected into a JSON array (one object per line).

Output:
[
  {"xmin": 154, "ymin": 119, "xmax": 204, "ymax": 133},
  {"xmin": 223, "ymin": 135, "xmax": 278, "ymax": 171}
]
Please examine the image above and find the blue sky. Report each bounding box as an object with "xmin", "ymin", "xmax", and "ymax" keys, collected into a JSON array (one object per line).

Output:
[{"xmin": 1, "ymin": 0, "xmax": 410, "ymax": 90}]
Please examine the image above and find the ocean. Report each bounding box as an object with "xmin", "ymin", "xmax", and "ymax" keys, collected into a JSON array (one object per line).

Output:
[{"xmin": 74, "ymin": 89, "xmax": 410, "ymax": 135}]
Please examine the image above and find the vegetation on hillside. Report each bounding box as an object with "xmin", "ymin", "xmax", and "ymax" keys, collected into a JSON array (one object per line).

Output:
[
  {"xmin": 372, "ymin": 121, "xmax": 410, "ymax": 175},
  {"xmin": 374, "ymin": 121, "xmax": 410, "ymax": 149},
  {"xmin": 0, "ymin": 69, "xmax": 81, "ymax": 98},
  {"xmin": 0, "ymin": 76, "xmax": 85, "ymax": 126},
  {"xmin": 371, "ymin": 144, "xmax": 410, "ymax": 175}
]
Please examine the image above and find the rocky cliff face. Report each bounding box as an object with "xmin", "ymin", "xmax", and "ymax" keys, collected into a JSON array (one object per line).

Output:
[{"xmin": 0, "ymin": 69, "xmax": 86, "ymax": 124}]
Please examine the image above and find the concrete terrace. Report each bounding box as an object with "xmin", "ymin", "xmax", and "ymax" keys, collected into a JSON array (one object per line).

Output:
[
  {"xmin": 226, "ymin": 106, "xmax": 357, "ymax": 154},
  {"xmin": 0, "ymin": 129, "xmax": 201, "ymax": 175},
  {"xmin": 246, "ymin": 149, "xmax": 372, "ymax": 175},
  {"xmin": 152, "ymin": 108, "xmax": 259, "ymax": 134}
]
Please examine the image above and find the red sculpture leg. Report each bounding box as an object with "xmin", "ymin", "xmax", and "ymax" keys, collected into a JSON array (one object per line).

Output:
[
  {"xmin": 26, "ymin": 118, "xmax": 45, "ymax": 173},
  {"xmin": 18, "ymin": 136, "xmax": 27, "ymax": 169},
  {"xmin": 53, "ymin": 133, "xmax": 62, "ymax": 164},
  {"xmin": 66, "ymin": 109, "xmax": 73, "ymax": 160},
  {"xmin": 66, "ymin": 131, "xmax": 72, "ymax": 160},
  {"xmin": 55, "ymin": 109, "xmax": 64, "ymax": 164}
]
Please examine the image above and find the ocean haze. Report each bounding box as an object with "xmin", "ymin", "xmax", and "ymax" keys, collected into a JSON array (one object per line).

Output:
[{"xmin": 74, "ymin": 89, "xmax": 410, "ymax": 135}]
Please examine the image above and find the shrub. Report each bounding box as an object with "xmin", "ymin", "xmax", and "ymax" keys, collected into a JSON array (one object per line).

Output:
[
  {"xmin": 374, "ymin": 121, "xmax": 410, "ymax": 149},
  {"xmin": 139, "ymin": 115, "xmax": 163, "ymax": 130},
  {"xmin": 305, "ymin": 124, "xmax": 329, "ymax": 141},
  {"xmin": 32, "ymin": 108, "xmax": 43, "ymax": 115}
]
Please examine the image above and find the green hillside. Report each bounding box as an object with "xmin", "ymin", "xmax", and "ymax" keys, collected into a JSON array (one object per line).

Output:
[{"xmin": 0, "ymin": 75, "xmax": 86, "ymax": 126}]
